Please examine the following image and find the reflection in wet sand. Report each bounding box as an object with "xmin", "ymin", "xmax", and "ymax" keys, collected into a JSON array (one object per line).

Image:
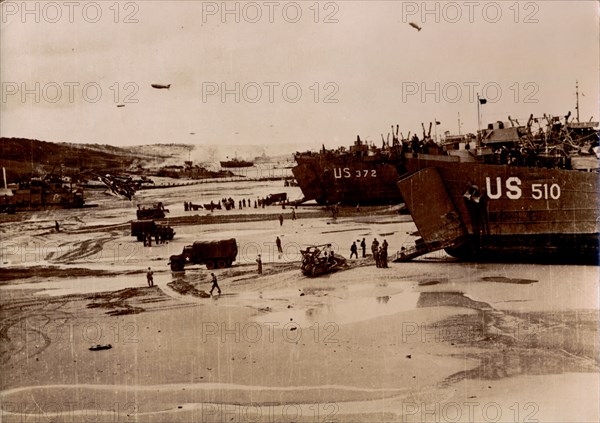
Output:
[{"xmin": 255, "ymin": 283, "xmax": 421, "ymax": 327}]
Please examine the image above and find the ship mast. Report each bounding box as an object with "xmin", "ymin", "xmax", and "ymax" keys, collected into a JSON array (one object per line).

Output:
[
  {"xmin": 575, "ymin": 80, "xmax": 580, "ymax": 123},
  {"xmin": 477, "ymin": 93, "xmax": 481, "ymax": 135}
]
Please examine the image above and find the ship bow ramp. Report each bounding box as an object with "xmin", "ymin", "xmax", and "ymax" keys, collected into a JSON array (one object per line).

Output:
[{"xmin": 396, "ymin": 167, "xmax": 469, "ymax": 260}]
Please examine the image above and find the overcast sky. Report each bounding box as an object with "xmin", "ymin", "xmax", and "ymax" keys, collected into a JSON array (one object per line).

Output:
[{"xmin": 1, "ymin": 1, "xmax": 598, "ymax": 150}]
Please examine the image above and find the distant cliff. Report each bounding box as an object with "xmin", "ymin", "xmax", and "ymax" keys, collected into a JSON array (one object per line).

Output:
[{"xmin": 0, "ymin": 137, "xmax": 191, "ymax": 181}]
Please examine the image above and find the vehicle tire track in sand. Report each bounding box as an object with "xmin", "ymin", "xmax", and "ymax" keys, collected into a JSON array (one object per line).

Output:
[
  {"xmin": 51, "ymin": 232, "xmax": 118, "ymax": 263},
  {"xmin": 0, "ymin": 302, "xmax": 72, "ymax": 364}
]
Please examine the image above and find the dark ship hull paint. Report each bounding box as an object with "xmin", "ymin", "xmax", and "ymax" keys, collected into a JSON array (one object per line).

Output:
[
  {"xmin": 220, "ymin": 160, "xmax": 254, "ymax": 168},
  {"xmin": 292, "ymin": 154, "xmax": 405, "ymax": 205},
  {"xmin": 398, "ymin": 155, "xmax": 599, "ymax": 264},
  {"xmin": 444, "ymin": 233, "xmax": 599, "ymax": 264}
]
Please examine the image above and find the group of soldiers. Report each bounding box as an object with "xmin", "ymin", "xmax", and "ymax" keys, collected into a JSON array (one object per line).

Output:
[
  {"xmin": 226, "ymin": 197, "xmax": 290, "ymax": 210},
  {"xmin": 183, "ymin": 197, "xmax": 291, "ymax": 212},
  {"xmin": 350, "ymin": 237, "xmax": 389, "ymax": 267},
  {"xmin": 142, "ymin": 227, "xmax": 171, "ymax": 247},
  {"xmin": 183, "ymin": 201, "xmax": 202, "ymax": 211},
  {"xmin": 372, "ymin": 238, "xmax": 389, "ymax": 268}
]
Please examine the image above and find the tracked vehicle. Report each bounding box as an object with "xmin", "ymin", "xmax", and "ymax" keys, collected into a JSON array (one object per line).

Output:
[{"xmin": 300, "ymin": 244, "xmax": 346, "ymax": 277}]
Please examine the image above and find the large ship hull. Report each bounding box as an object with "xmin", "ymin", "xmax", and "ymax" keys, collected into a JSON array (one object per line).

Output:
[
  {"xmin": 292, "ymin": 157, "xmax": 405, "ymax": 205},
  {"xmin": 398, "ymin": 155, "xmax": 599, "ymax": 263}
]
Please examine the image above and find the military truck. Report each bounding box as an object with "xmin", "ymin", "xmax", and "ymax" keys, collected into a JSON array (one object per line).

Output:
[
  {"xmin": 130, "ymin": 220, "xmax": 175, "ymax": 242},
  {"xmin": 169, "ymin": 238, "xmax": 238, "ymax": 271},
  {"xmin": 136, "ymin": 202, "xmax": 168, "ymax": 220},
  {"xmin": 264, "ymin": 193, "xmax": 287, "ymax": 205}
]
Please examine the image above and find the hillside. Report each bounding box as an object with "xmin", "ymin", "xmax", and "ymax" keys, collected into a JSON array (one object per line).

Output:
[{"xmin": 0, "ymin": 138, "xmax": 190, "ymax": 182}]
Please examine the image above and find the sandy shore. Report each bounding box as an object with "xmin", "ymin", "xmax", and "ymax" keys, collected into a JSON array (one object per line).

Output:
[{"xmin": 1, "ymin": 180, "xmax": 598, "ymax": 422}]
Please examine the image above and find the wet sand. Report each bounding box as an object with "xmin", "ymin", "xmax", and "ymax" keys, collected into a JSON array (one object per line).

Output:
[{"xmin": 1, "ymin": 180, "xmax": 598, "ymax": 422}]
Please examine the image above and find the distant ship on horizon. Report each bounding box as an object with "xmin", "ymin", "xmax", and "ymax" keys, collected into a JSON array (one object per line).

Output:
[{"xmin": 220, "ymin": 153, "xmax": 254, "ymax": 168}]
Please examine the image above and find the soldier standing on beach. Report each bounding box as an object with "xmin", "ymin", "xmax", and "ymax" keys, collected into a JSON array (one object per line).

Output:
[
  {"xmin": 276, "ymin": 237, "xmax": 283, "ymax": 254},
  {"xmin": 371, "ymin": 238, "xmax": 379, "ymax": 256},
  {"xmin": 360, "ymin": 238, "xmax": 366, "ymax": 257},
  {"xmin": 209, "ymin": 273, "xmax": 221, "ymax": 295},
  {"xmin": 256, "ymin": 254, "xmax": 263, "ymax": 274},
  {"xmin": 350, "ymin": 242, "xmax": 358, "ymax": 259},
  {"xmin": 146, "ymin": 267, "xmax": 154, "ymax": 287},
  {"xmin": 371, "ymin": 239, "xmax": 380, "ymax": 266},
  {"xmin": 278, "ymin": 214, "xmax": 284, "ymax": 226},
  {"xmin": 379, "ymin": 246, "xmax": 388, "ymax": 268},
  {"xmin": 291, "ymin": 209, "xmax": 296, "ymax": 220}
]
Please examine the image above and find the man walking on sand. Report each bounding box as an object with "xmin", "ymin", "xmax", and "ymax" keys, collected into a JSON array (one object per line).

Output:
[
  {"xmin": 256, "ymin": 254, "xmax": 263, "ymax": 274},
  {"xmin": 278, "ymin": 214, "xmax": 284, "ymax": 226},
  {"xmin": 276, "ymin": 236, "xmax": 283, "ymax": 254},
  {"xmin": 146, "ymin": 267, "xmax": 154, "ymax": 287},
  {"xmin": 209, "ymin": 273, "xmax": 221, "ymax": 295}
]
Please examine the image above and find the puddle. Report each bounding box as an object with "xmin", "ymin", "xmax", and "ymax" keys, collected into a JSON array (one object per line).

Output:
[
  {"xmin": 418, "ymin": 279, "xmax": 445, "ymax": 286},
  {"xmin": 255, "ymin": 287, "xmax": 421, "ymax": 327},
  {"xmin": 416, "ymin": 291, "xmax": 492, "ymax": 311},
  {"xmin": 0, "ymin": 275, "xmax": 150, "ymax": 297},
  {"xmin": 481, "ymin": 276, "xmax": 538, "ymax": 284}
]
